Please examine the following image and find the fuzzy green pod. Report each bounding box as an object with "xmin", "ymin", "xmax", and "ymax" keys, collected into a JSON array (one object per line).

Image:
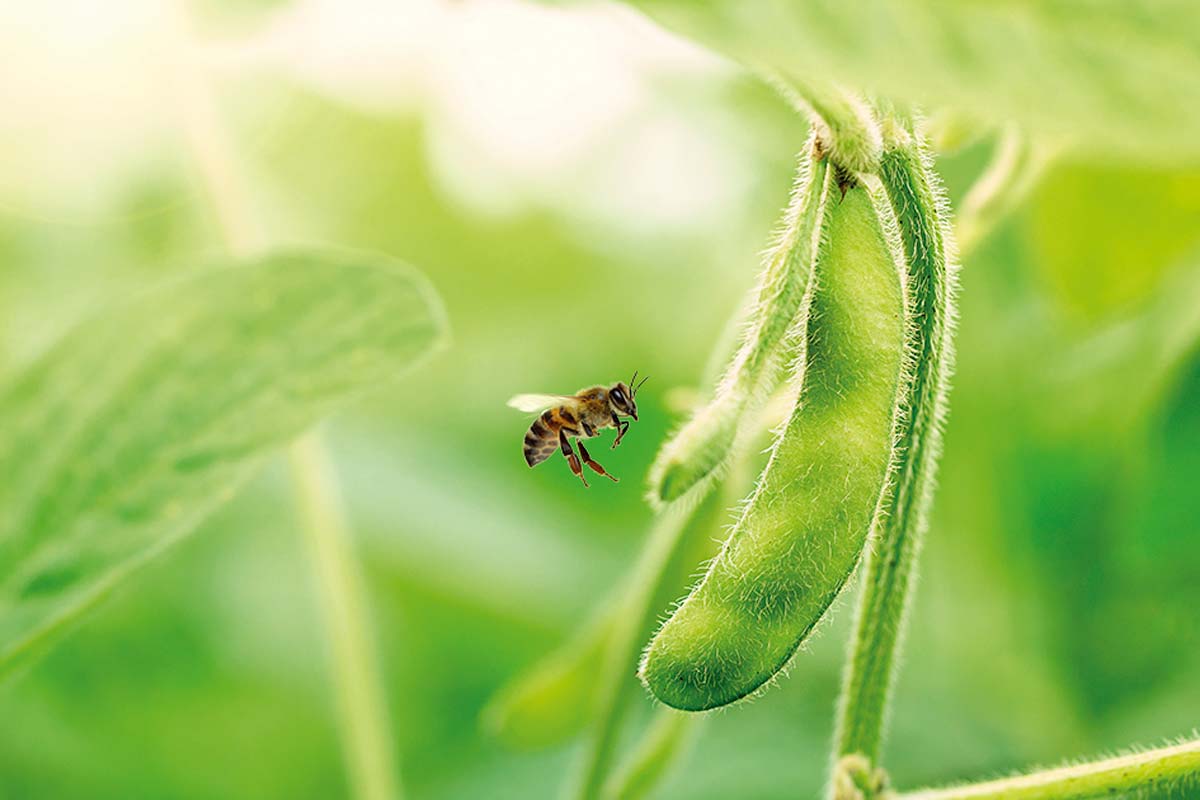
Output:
[
  {"xmin": 648, "ymin": 144, "xmax": 830, "ymax": 506},
  {"xmin": 640, "ymin": 179, "xmax": 907, "ymax": 711}
]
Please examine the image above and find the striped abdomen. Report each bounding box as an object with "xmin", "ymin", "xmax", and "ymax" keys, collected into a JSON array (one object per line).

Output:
[{"xmin": 524, "ymin": 407, "xmax": 580, "ymax": 467}]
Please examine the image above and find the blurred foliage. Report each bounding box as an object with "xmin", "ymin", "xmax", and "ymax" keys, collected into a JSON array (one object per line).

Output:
[
  {"xmin": 0, "ymin": 251, "xmax": 447, "ymax": 680},
  {"xmin": 0, "ymin": 1, "xmax": 1198, "ymax": 799},
  {"xmin": 614, "ymin": 0, "xmax": 1200, "ymax": 163}
]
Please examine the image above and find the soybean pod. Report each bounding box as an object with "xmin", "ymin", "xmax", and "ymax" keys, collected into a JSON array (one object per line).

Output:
[
  {"xmin": 640, "ymin": 175, "xmax": 908, "ymax": 712},
  {"xmin": 649, "ymin": 138, "xmax": 829, "ymax": 506}
]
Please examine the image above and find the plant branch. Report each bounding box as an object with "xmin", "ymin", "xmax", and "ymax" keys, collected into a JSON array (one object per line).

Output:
[
  {"xmin": 895, "ymin": 737, "xmax": 1200, "ymax": 800},
  {"xmin": 956, "ymin": 124, "xmax": 1057, "ymax": 256},
  {"xmin": 173, "ymin": 23, "xmax": 402, "ymax": 800},
  {"xmin": 603, "ymin": 709, "xmax": 699, "ymax": 800},
  {"xmin": 571, "ymin": 503, "xmax": 701, "ymax": 800}
]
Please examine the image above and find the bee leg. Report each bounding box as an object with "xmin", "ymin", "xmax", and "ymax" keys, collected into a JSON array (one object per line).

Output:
[
  {"xmin": 577, "ymin": 440, "xmax": 619, "ymax": 482},
  {"xmin": 559, "ymin": 429, "xmax": 589, "ymax": 487},
  {"xmin": 611, "ymin": 412, "xmax": 629, "ymax": 449},
  {"xmin": 582, "ymin": 420, "xmax": 596, "ymax": 438}
]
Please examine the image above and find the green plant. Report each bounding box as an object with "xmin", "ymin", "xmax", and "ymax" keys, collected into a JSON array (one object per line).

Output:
[
  {"xmin": 833, "ymin": 117, "xmax": 958, "ymax": 768},
  {"xmin": 481, "ymin": 4, "xmax": 1200, "ymax": 798},
  {"xmin": 9, "ymin": 3, "xmax": 1196, "ymax": 797},
  {"xmin": 0, "ymin": 250, "xmax": 447, "ymax": 798}
]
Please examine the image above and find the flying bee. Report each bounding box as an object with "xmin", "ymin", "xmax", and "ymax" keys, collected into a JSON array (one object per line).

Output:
[{"xmin": 508, "ymin": 371, "xmax": 649, "ymax": 487}]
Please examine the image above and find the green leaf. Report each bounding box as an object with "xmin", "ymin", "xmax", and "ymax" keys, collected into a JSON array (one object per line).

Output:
[
  {"xmin": 618, "ymin": 0, "xmax": 1200, "ymax": 162},
  {"xmin": 0, "ymin": 249, "xmax": 448, "ymax": 674}
]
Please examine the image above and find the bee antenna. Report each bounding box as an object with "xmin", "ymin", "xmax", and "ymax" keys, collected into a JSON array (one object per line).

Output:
[
  {"xmin": 630, "ymin": 370, "xmax": 639, "ymax": 389},
  {"xmin": 634, "ymin": 373, "xmax": 649, "ymax": 396}
]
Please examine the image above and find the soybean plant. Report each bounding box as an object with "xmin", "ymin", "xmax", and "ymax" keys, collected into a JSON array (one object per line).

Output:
[
  {"xmin": 491, "ymin": 74, "xmax": 1200, "ymax": 800},
  {"xmin": 634, "ymin": 99, "xmax": 1197, "ymax": 800}
]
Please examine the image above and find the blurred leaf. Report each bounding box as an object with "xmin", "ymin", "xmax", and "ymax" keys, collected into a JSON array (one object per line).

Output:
[
  {"xmin": 1044, "ymin": 257, "xmax": 1200, "ymax": 433},
  {"xmin": 1005, "ymin": 257, "xmax": 1200, "ymax": 713},
  {"xmin": 616, "ymin": 0, "xmax": 1200, "ymax": 162},
  {"xmin": 1029, "ymin": 165, "xmax": 1200, "ymax": 323},
  {"xmin": 0, "ymin": 249, "xmax": 448, "ymax": 675}
]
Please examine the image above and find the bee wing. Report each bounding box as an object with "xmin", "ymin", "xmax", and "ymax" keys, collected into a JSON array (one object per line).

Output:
[{"xmin": 507, "ymin": 393, "xmax": 574, "ymax": 413}]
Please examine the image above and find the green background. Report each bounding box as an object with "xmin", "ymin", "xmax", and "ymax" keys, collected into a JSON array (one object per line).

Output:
[{"xmin": 1, "ymin": 1, "xmax": 1198, "ymax": 797}]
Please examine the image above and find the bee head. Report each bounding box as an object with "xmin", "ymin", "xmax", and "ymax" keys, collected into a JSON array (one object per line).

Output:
[{"xmin": 609, "ymin": 371, "xmax": 649, "ymax": 421}]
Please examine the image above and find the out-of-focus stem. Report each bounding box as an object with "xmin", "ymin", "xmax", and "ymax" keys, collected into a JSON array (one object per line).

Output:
[
  {"xmin": 603, "ymin": 709, "xmax": 699, "ymax": 800},
  {"xmin": 289, "ymin": 435, "xmax": 402, "ymax": 800},
  {"xmin": 173, "ymin": 18, "xmax": 402, "ymax": 800},
  {"xmin": 571, "ymin": 503, "xmax": 699, "ymax": 800},
  {"xmin": 956, "ymin": 125, "xmax": 1056, "ymax": 255}
]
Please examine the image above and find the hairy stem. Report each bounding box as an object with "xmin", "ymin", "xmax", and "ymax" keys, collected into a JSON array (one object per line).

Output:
[
  {"xmin": 767, "ymin": 73, "xmax": 883, "ymax": 173},
  {"xmin": 896, "ymin": 738, "xmax": 1200, "ymax": 800},
  {"xmin": 174, "ymin": 26, "xmax": 402, "ymax": 800},
  {"xmin": 833, "ymin": 119, "xmax": 958, "ymax": 771}
]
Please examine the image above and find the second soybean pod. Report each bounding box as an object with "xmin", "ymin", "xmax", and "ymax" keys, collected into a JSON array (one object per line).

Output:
[
  {"xmin": 649, "ymin": 139, "xmax": 829, "ymax": 506},
  {"xmin": 640, "ymin": 175, "xmax": 909, "ymax": 711}
]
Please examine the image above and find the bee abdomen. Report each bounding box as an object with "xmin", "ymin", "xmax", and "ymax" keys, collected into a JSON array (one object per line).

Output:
[{"xmin": 524, "ymin": 415, "xmax": 559, "ymax": 467}]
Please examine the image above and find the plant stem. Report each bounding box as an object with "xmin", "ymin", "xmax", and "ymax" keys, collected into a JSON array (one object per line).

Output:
[
  {"xmin": 896, "ymin": 738, "xmax": 1200, "ymax": 800},
  {"xmin": 174, "ymin": 24, "xmax": 402, "ymax": 800},
  {"xmin": 571, "ymin": 503, "xmax": 699, "ymax": 800},
  {"xmin": 833, "ymin": 121, "xmax": 957, "ymax": 771},
  {"xmin": 289, "ymin": 435, "xmax": 402, "ymax": 800},
  {"xmin": 766, "ymin": 74, "xmax": 882, "ymax": 174},
  {"xmin": 603, "ymin": 709, "xmax": 699, "ymax": 800},
  {"xmin": 956, "ymin": 125, "xmax": 1056, "ymax": 255}
]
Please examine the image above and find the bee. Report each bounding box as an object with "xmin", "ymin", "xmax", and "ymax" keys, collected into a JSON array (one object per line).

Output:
[{"xmin": 508, "ymin": 371, "xmax": 649, "ymax": 486}]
